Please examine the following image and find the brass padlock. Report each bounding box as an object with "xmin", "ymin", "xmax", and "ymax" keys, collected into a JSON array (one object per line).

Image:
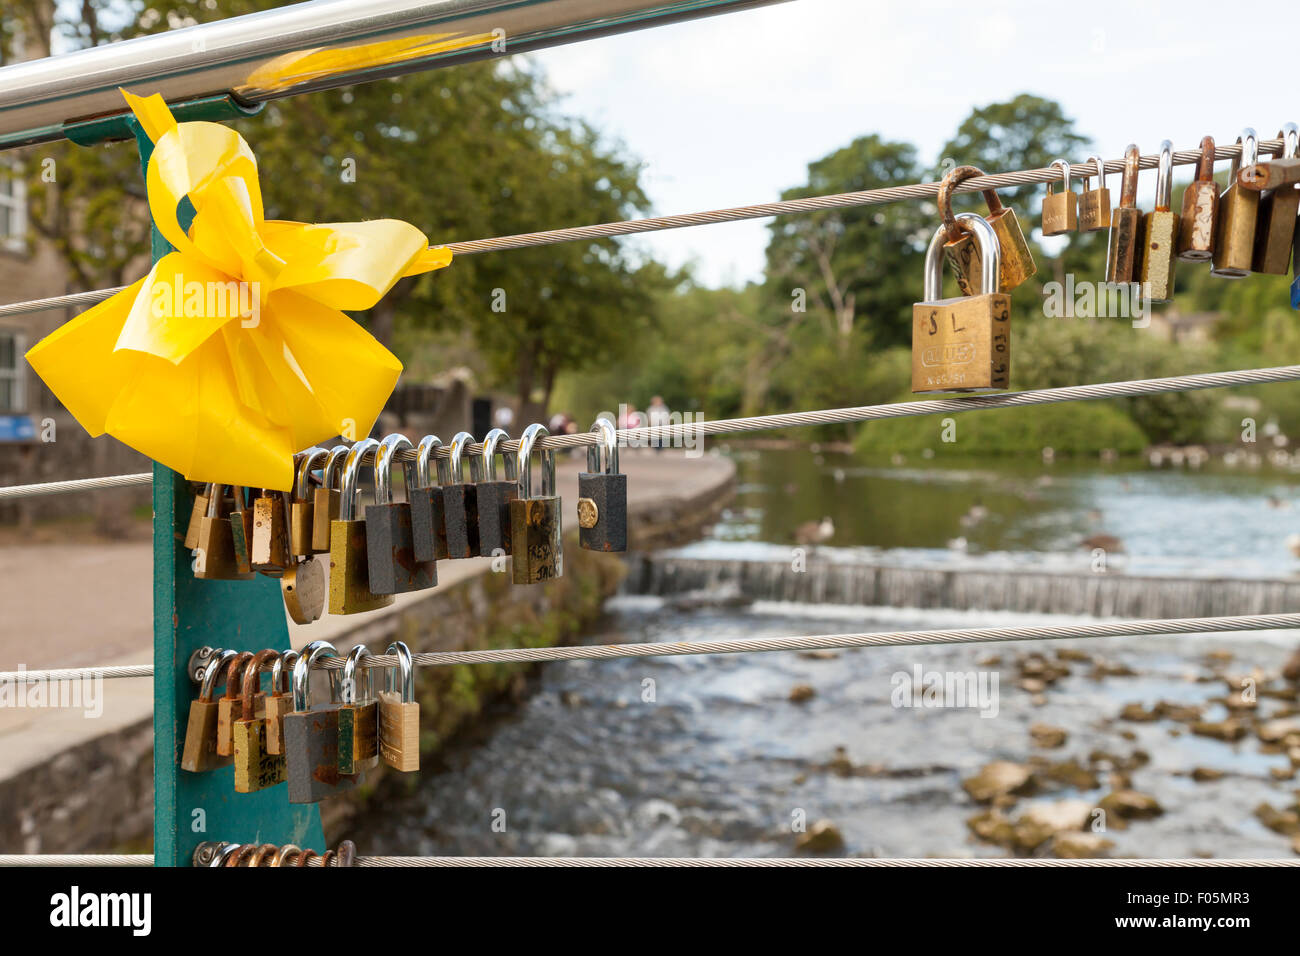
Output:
[
  {"xmin": 1041, "ymin": 158, "xmax": 1078, "ymax": 235},
  {"xmin": 1139, "ymin": 140, "xmax": 1179, "ymax": 303},
  {"xmin": 216, "ymin": 650, "xmax": 254, "ymax": 757},
  {"xmin": 233, "ymin": 650, "xmax": 286, "ymax": 793},
  {"xmin": 1212, "ymin": 128, "xmax": 1260, "ymax": 278},
  {"xmin": 1177, "ymin": 136, "xmax": 1218, "ymax": 262},
  {"xmin": 310, "ymin": 444, "xmax": 350, "ymax": 553},
  {"xmin": 411, "ymin": 434, "xmax": 450, "ymax": 563},
  {"xmin": 251, "ymin": 487, "xmax": 290, "ymax": 574},
  {"xmin": 329, "ymin": 438, "xmax": 396, "ymax": 614},
  {"xmin": 379, "ymin": 641, "xmax": 420, "ymax": 772},
  {"xmin": 180, "ymin": 649, "xmax": 238, "ymax": 773},
  {"xmin": 510, "ymin": 423, "xmax": 563, "ymax": 584},
  {"xmin": 281, "ymin": 554, "xmax": 326, "ymax": 625},
  {"xmin": 291, "ymin": 448, "xmax": 328, "ymax": 557},
  {"xmin": 938, "ymin": 164, "xmax": 1036, "ymax": 295},
  {"xmin": 337, "ymin": 643, "xmax": 380, "ymax": 775},
  {"xmin": 476, "ymin": 428, "xmax": 518, "ymax": 557},
  {"xmin": 912, "ymin": 212, "xmax": 1011, "ymax": 394},
  {"xmin": 193, "ymin": 486, "xmax": 255, "ymax": 581},
  {"xmin": 283, "ymin": 640, "xmax": 360, "ymax": 804},
  {"xmin": 183, "ymin": 483, "xmax": 212, "ymax": 550},
  {"xmin": 228, "ymin": 486, "xmax": 256, "ymax": 575},
  {"xmin": 1077, "ymin": 156, "xmax": 1111, "ymax": 232},
  {"xmin": 1105, "ymin": 144, "xmax": 1143, "ymax": 283},
  {"xmin": 1252, "ymin": 123, "xmax": 1300, "ymax": 275},
  {"xmin": 264, "ymin": 650, "xmax": 298, "ymax": 755}
]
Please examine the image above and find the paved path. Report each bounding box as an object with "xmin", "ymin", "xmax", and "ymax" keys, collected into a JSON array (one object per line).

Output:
[{"xmin": 0, "ymin": 451, "xmax": 734, "ymax": 780}]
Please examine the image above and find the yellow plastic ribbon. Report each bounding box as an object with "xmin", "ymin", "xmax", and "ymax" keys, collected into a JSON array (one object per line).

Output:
[{"xmin": 26, "ymin": 90, "xmax": 452, "ymax": 490}]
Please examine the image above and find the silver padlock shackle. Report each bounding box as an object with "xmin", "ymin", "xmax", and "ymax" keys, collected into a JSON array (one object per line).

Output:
[
  {"xmin": 292, "ymin": 640, "xmax": 339, "ymax": 711},
  {"xmin": 586, "ymin": 416, "xmax": 619, "ymax": 475},
  {"xmin": 924, "ymin": 212, "xmax": 1000, "ymax": 301},
  {"xmin": 1047, "ymin": 158, "xmax": 1070, "ymax": 195},
  {"xmin": 449, "ymin": 431, "xmax": 484, "ymax": 484},
  {"xmin": 341, "ymin": 643, "xmax": 373, "ymax": 704},
  {"xmin": 415, "ymin": 435, "xmax": 450, "ymax": 489},
  {"xmin": 481, "ymin": 428, "xmax": 517, "ymax": 482},
  {"xmin": 199, "ymin": 648, "xmax": 239, "ymax": 700},
  {"xmin": 515, "ymin": 423, "xmax": 555, "ymax": 500},
  {"xmin": 1230, "ymin": 128, "xmax": 1258, "ymax": 174},
  {"xmin": 385, "ymin": 641, "xmax": 414, "ymax": 702},
  {"xmin": 1279, "ymin": 122, "xmax": 1298, "ymax": 159},
  {"xmin": 374, "ymin": 433, "xmax": 414, "ymax": 506},
  {"xmin": 271, "ymin": 650, "xmax": 299, "ymax": 697},
  {"xmin": 1084, "ymin": 155, "xmax": 1105, "ymax": 189},
  {"xmin": 204, "ymin": 483, "xmax": 227, "ymax": 519},
  {"xmin": 1154, "ymin": 140, "xmax": 1174, "ymax": 209},
  {"xmin": 339, "ymin": 437, "xmax": 379, "ymax": 521},
  {"xmin": 294, "ymin": 447, "xmax": 329, "ymax": 500},
  {"xmin": 322, "ymin": 444, "xmax": 351, "ymax": 491}
]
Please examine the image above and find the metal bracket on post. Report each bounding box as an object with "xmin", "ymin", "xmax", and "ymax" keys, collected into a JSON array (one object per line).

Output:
[{"xmin": 120, "ymin": 102, "xmax": 322, "ymax": 867}]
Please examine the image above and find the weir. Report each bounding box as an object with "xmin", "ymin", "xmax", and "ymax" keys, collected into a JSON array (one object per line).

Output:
[{"xmin": 622, "ymin": 554, "xmax": 1300, "ymax": 620}]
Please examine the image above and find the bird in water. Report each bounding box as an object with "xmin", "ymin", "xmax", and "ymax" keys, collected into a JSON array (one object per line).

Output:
[{"xmin": 794, "ymin": 516, "xmax": 835, "ymax": 546}]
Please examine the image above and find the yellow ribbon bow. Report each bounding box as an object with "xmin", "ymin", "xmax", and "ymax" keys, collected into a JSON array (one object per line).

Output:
[{"xmin": 25, "ymin": 90, "xmax": 451, "ymax": 491}]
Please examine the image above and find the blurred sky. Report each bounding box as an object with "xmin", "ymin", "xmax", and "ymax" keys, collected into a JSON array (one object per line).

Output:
[{"xmin": 531, "ymin": 0, "xmax": 1300, "ymax": 287}]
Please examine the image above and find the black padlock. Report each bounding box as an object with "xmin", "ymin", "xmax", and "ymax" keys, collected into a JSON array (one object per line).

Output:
[
  {"xmin": 442, "ymin": 430, "xmax": 482, "ymax": 558},
  {"xmin": 578, "ymin": 416, "xmax": 627, "ymax": 552},
  {"xmin": 476, "ymin": 427, "xmax": 518, "ymax": 557},
  {"xmin": 410, "ymin": 434, "xmax": 449, "ymax": 563},
  {"xmin": 365, "ymin": 433, "xmax": 437, "ymax": 594}
]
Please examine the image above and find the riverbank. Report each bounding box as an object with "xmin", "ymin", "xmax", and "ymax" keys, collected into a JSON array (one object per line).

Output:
[{"xmin": 0, "ymin": 449, "xmax": 736, "ymax": 854}]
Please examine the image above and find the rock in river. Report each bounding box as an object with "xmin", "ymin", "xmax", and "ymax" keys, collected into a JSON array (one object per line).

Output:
[{"xmin": 963, "ymin": 761, "xmax": 1034, "ymax": 803}]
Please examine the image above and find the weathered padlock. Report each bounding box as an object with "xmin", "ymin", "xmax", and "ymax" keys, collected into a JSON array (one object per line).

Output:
[
  {"xmin": 365, "ymin": 433, "xmax": 437, "ymax": 594},
  {"xmin": 291, "ymin": 448, "xmax": 328, "ymax": 557},
  {"xmin": 283, "ymin": 640, "xmax": 360, "ymax": 804},
  {"xmin": 1041, "ymin": 159, "xmax": 1078, "ymax": 235},
  {"xmin": 476, "ymin": 427, "xmax": 518, "ymax": 557},
  {"xmin": 180, "ymin": 649, "xmax": 237, "ymax": 772},
  {"xmin": 938, "ymin": 164, "xmax": 1036, "ymax": 295},
  {"xmin": 1252, "ymin": 123, "xmax": 1300, "ymax": 275},
  {"xmin": 233, "ymin": 650, "xmax": 286, "ymax": 793},
  {"xmin": 193, "ymin": 486, "xmax": 255, "ymax": 581},
  {"xmin": 443, "ymin": 431, "xmax": 483, "ymax": 558},
  {"xmin": 510, "ymin": 423, "xmax": 563, "ymax": 584},
  {"xmin": 1106, "ymin": 144, "xmax": 1143, "ymax": 284},
  {"xmin": 410, "ymin": 434, "xmax": 450, "ymax": 563},
  {"xmin": 183, "ymin": 483, "xmax": 212, "ymax": 550},
  {"xmin": 578, "ymin": 417, "xmax": 627, "ymax": 552},
  {"xmin": 310, "ymin": 444, "xmax": 350, "ymax": 553},
  {"xmin": 328, "ymin": 437, "xmax": 396, "ymax": 614},
  {"xmin": 281, "ymin": 553, "xmax": 326, "ymax": 625},
  {"xmin": 228, "ymin": 486, "xmax": 256, "ymax": 575},
  {"xmin": 264, "ymin": 650, "xmax": 297, "ymax": 755},
  {"xmin": 1077, "ymin": 156, "xmax": 1111, "ymax": 232},
  {"xmin": 1177, "ymin": 136, "xmax": 1219, "ymax": 262},
  {"xmin": 216, "ymin": 650, "xmax": 254, "ymax": 756},
  {"xmin": 1212, "ymin": 128, "xmax": 1260, "ymax": 278},
  {"xmin": 1139, "ymin": 140, "xmax": 1179, "ymax": 303},
  {"xmin": 251, "ymin": 487, "xmax": 290, "ymax": 574},
  {"xmin": 338, "ymin": 643, "xmax": 380, "ymax": 775},
  {"xmin": 912, "ymin": 212, "xmax": 1011, "ymax": 394},
  {"xmin": 379, "ymin": 641, "xmax": 419, "ymax": 772}
]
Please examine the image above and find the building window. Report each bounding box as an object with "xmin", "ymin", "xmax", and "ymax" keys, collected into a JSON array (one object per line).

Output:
[
  {"xmin": 0, "ymin": 330, "xmax": 26, "ymax": 413},
  {"xmin": 0, "ymin": 167, "xmax": 27, "ymax": 253}
]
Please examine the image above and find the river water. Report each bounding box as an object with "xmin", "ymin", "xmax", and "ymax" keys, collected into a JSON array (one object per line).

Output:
[{"xmin": 351, "ymin": 449, "xmax": 1300, "ymax": 860}]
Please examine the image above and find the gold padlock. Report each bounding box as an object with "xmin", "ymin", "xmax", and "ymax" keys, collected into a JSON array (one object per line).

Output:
[
  {"xmin": 216, "ymin": 651, "xmax": 254, "ymax": 757},
  {"xmin": 329, "ymin": 438, "xmax": 396, "ymax": 614},
  {"xmin": 251, "ymin": 488, "xmax": 290, "ymax": 574},
  {"xmin": 228, "ymin": 486, "xmax": 256, "ymax": 575},
  {"xmin": 1077, "ymin": 156, "xmax": 1111, "ymax": 233},
  {"xmin": 912, "ymin": 212, "xmax": 1011, "ymax": 394},
  {"xmin": 311, "ymin": 444, "xmax": 350, "ymax": 553},
  {"xmin": 379, "ymin": 641, "xmax": 420, "ymax": 772},
  {"xmin": 1041, "ymin": 158, "xmax": 1078, "ymax": 236},
  {"xmin": 233, "ymin": 650, "xmax": 286, "ymax": 793},
  {"xmin": 1106, "ymin": 145, "xmax": 1143, "ymax": 284},
  {"xmin": 183, "ymin": 483, "xmax": 212, "ymax": 550},
  {"xmin": 938, "ymin": 164, "xmax": 1036, "ymax": 295},
  {"xmin": 180, "ymin": 650, "xmax": 238, "ymax": 773},
  {"xmin": 263, "ymin": 651, "xmax": 298, "ymax": 755},
  {"xmin": 291, "ymin": 448, "xmax": 328, "ymax": 557},
  {"xmin": 1177, "ymin": 136, "xmax": 1218, "ymax": 262},
  {"xmin": 1252, "ymin": 123, "xmax": 1299, "ymax": 275},
  {"xmin": 1212, "ymin": 128, "xmax": 1260, "ymax": 278},
  {"xmin": 193, "ymin": 486, "xmax": 255, "ymax": 581},
  {"xmin": 1139, "ymin": 140, "xmax": 1179, "ymax": 303}
]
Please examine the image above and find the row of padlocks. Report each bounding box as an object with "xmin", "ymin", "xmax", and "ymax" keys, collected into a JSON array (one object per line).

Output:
[
  {"xmin": 182, "ymin": 420, "xmax": 627, "ymax": 623},
  {"xmin": 912, "ymin": 126, "xmax": 1300, "ymax": 395},
  {"xmin": 183, "ymin": 641, "xmax": 418, "ymax": 803}
]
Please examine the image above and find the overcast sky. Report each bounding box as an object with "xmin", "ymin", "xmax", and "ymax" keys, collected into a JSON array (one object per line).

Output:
[{"xmin": 531, "ymin": 0, "xmax": 1299, "ymax": 287}]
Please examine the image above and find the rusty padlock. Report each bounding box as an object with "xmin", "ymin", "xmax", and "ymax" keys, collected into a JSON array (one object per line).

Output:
[
  {"xmin": 1252, "ymin": 123, "xmax": 1300, "ymax": 275},
  {"xmin": 1177, "ymin": 136, "xmax": 1218, "ymax": 262},
  {"xmin": 283, "ymin": 640, "xmax": 360, "ymax": 804},
  {"xmin": 938, "ymin": 164, "xmax": 1036, "ymax": 295}
]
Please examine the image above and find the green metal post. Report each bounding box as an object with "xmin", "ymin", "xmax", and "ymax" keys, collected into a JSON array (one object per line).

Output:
[{"xmin": 109, "ymin": 107, "xmax": 324, "ymax": 866}]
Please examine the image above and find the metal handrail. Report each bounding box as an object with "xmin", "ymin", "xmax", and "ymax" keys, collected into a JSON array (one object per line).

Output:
[{"xmin": 0, "ymin": 0, "xmax": 784, "ymax": 149}]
